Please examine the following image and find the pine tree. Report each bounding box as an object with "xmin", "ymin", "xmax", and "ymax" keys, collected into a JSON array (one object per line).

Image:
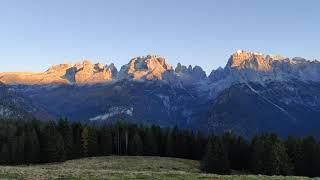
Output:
[
  {"xmin": 114, "ymin": 121, "xmax": 124, "ymax": 155},
  {"xmin": 234, "ymin": 136, "xmax": 250, "ymax": 170},
  {"xmin": 144, "ymin": 127, "xmax": 158, "ymax": 156},
  {"xmin": 250, "ymin": 134, "xmax": 293, "ymax": 175},
  {"xmin": 300, "ymin": 136, "xmax": 320, "ymax": 177},
  {"xmin": 222, "ymin": 132, "xmax": 250, "ymax": 170},
  {"xmin": 201, "ymin": 136, "xmax": 230, "ymax": 174},
  {"xmin": 129, "ymin": 132, "xmax": 143, "ymax": 156},
  {"xmin": 72, "ymin": 123, "xmax": 82, "ymax": 158},
  {"xmin": 9, "ymin": 136, "xmax": 19, "ymax": 164},
  {"xmin": 57, "ymin": 119, "xmax": 74, "ymax": 159},
  {"xmin": 88, "ymin": 126, "xmax": 98, "ymax": 156},
  {"xmin": 24, "ymin": 128, "xmax": 40, "ymax": 163},
  {"xmin": 193, "ymin": 131, "xmax": 206, "ymax": 160},
  {"xmin": 285, "ymin": 136, "xmax": 304, "ymax": 176},
  {"xmin": 81, "ymin": 126, "xmax": 89, "ymax": 157},
  {"xmin": 100, "ymin": 127, "xmax": 113, "ymax": 155},
  {"xmin": 40, "ymin": 123, "xmax": 66, "ymax": 162},
  {"xmin": 165, "ymin": 129, "xmax": 175, "ymax": 157},
  {"xmin": 175, "ymin": 131, "xmax": 190, "ymax": 158},
  {"xmin": 0, "ymin": 143, "xmax": 9, "ymax": 164}
]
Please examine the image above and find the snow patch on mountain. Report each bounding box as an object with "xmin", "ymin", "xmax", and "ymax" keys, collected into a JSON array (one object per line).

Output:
[
  {"xmin": 1, "ymin": 51, "xmax": 320, "ymax": 99},
  {"xmin": 156, "ymin": 94, "xmax": 170, "ymax": 111},
  {"xmin": 89, "ymin": 106, "xmax": 133, "ymax": 121},
  {"xmin": 206, "ymin": 50, "xmax": 320, "ymax": 98},
  {"xmin": 0, "ymin": 105, "xmax": 12, "ymax": 117}
]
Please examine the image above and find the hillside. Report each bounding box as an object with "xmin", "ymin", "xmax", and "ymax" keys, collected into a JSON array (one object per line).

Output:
[
  {"xmin": 1, "ymin": 50, "xmax": 320, "ymax": 137},
  {"xmin": 0, "ymin": 156, "xmax": 311, "ymax": 179}
]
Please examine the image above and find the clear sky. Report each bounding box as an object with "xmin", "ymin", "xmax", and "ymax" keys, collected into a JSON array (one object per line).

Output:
[{"xmin": 0, "ymin": 0, "xmax": 319, "ymax": 74}]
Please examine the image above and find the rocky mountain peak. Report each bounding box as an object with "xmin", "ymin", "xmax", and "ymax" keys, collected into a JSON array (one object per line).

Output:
[
  {"xmin": 226, "ymin": 50, "xmax": 291, "ymax": 72},
  {"xmin": 72, "ymin": 60, "xmax": 116, "ymax": 83},
  {"xmin": 227, "ymin": 50, "xmax": 267, "ymax": 70},
  {"xmin": 120, "ymin": 55, "xmax": 173, "ymax": 80},
  {"xmin": 175, "ymin": 63, "xmax": 188, "ymax": 74},
  {"xmin": 209, "ymin": 67, "xmax": 225, "ymax": 82},
  {"xmin": 0, "ymin": 60, "xmax": 118, "ymax": 85},
  {"xmin": 174, "ymin": 63, "xmax": 207, "ymax": 83},
  {"xmin": 1, "ymin": 51, "xmax": 319, "ymax": 86},
  {"xmin": 47, "ymin": 63, "xmax": 73, "ymax": 74},
  {"xmin": 208, "ymin": 50, "xmax": 320, "ymax": 86}
]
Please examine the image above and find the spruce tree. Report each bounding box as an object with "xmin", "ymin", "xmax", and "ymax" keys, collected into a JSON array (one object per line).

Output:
[
  {"xmin": 222, "ymin": 132, "xmax": 250, "ymax": 170},
  {"xmin": 144, "ymin": 127, "xmax": 158, "ymax": 156},
  {"xmin": 88, "ymin": 126, "xmax": 98, "ymax": 156},
  {"xmin": 194, "ymin": 131, "xmax": 206, "ymax": 160},
  {"xmin": 9, "ymin": 136, "xmax": 19, "ymax": 164},
  {"xmin": 114, "ymin": 121, "xmax": 124, "ymax": 155},
  {"xmin": 24, "ymin": 128, "xmax": 40, "ymax": 163},
  {"xmin": 285, "ymin": 136, "xmax": 304, "ymax": 176},
  {"xmin": 301, "ymin": 136, "xmax": 320, "ymax": 177},
  {"xmin": 201, "ymin": 136, "xmax": 230, "ymax": 174},
  {"xmin": 40, "ymin": 123, "xmax": 66, "ymax": 162},
  {"xmin": 129, "ymin": 132, "xmax": 143, "ymax": 156},
  {"xmin": 100, "ymin": 127, "xmax": 113, "ymax": 155},
  {"xmin": 57, "ymin": 119, "xmax": 74, "ymax": 159},
  {"xmin": 72, "ymin": 123, "xmax": 82, "ymax": 158},
  {"xmin": 0, "ymin": 143, "xmax": 9, "ymax": 164},
  {"xmin": 165, "ymin": 129, "xmax": 175, "ymax": 157},
  {"xmin": 250, "ymin": 134, "xmax": 293, "ymax": 175},
  {"xmin": 81, "ymin": 126, "xmax": 89, "ymax": 156}
]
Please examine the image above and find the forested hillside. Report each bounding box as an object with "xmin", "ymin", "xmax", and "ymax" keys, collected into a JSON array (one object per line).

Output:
[{"xmin": 0, "ymin": 119, "xmax": 319, "ymax": 177}]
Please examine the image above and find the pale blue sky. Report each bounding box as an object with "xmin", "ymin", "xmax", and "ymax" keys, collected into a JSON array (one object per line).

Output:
[{"xmin": 0, "ymin": 0, "xmax": 319, "ymax": 74}]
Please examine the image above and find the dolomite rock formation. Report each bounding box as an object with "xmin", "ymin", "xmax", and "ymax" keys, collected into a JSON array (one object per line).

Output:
[
  {"xmin": 1, "ymin": 51, "xmax": 319, "ymax": 86},
  {"xmin": 175, "ymin": 63, "xmax": 207, "ymax": 82},
  {"xmin": 0, "ymin": 60, "xmax": 117, "ymax": 85},
  {"xmin": 118, "ymin": 55, "xmax": 173, "ymax": 80},
  {"xmin": 73, "ymin": 60, "xmax": 116, "ymax": 83},
  {"xmin": 209, "ymin": 50, "xmax": 320, "ymax": 84}
]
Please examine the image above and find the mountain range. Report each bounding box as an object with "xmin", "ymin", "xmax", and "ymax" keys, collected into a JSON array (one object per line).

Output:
[{"xmin": 1, "ymin": 50, "xmax": 320, "ymax": 137}]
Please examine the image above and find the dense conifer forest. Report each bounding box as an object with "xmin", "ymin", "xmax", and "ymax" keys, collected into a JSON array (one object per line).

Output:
[{"xmin": 0, "ymin": 119, "xmax": 319, "ymax": 177}]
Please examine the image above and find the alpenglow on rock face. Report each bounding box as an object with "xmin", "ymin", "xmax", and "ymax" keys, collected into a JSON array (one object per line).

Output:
[
  {"xmin": 72, "ymin": 60, "xmax": 117, "ymax": 83},
  {"xmin": 219, "ymin": 50, "xmax": 320, "ymax": 83},
  {"xmin": 1, "ymin": 50, "xmax": 320, "ymax": 137},
  {"xmin": 0, "ymin": 60, "xmax": 118, "ymax": 85},
  {"xmin": 118, "ymin": 55, "xmax": 173, "ymax": 80},
  {"xmin": 1, "ymin": 51, "xmax": 319, "ymax": 86},
  {"xmin": 0, "ymin": 55, "xmax": 176, "ymax": 84}
]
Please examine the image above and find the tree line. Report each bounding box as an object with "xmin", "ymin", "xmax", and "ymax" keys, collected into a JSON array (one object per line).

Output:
[
  {"xmin": 202, "ymin": 133, "xmax": 320, "ymax": 177},
  {"xmin": 0, "ymin": 118, "xmax": 319, "ymax": 177},
  {"xmin": 0, "ymin": 119, "xmax": 206, "ymax": 164}
]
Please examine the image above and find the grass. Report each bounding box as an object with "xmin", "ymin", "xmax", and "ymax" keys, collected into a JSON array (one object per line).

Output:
[{"xmin": 0, "ymin": 156, "xmax": 315, "ymax": 180}]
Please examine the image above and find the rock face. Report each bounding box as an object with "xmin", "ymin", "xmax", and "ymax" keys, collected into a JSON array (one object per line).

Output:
[
  {"xmin": 208, "ymin": 81, "xmax": 320, "ymax": 137},
  {"xmin": 227, "ymin": 50, "xmax": 274, "ymax": 71},
  {"xmin": 221, "ymin": 50, "xmax": 320, "ymax": 83},
  {"xmin": 208, "ymin": 67, "xmax": 225, "ymax": 82},
  {"xmin": 2, "ymin": 51, "xmax": 320, "ymax": 137},
  {"xmin": 175, "ymin": 63, "xmax": 207, "ymax": 82},
  {"xmin": 0, "ymin": 82, "xmax": 51, "ymax": 120},
  {"xmin": 72, "ymin": 61, "xmax": 116, "ymax": 83},
  {"xmin": 0, "ymin": 60, "xmax": 117, "ymax": 85},
  {"xmin": 118, "ymin": 55, "xmax": 173, "ymax": 80}
]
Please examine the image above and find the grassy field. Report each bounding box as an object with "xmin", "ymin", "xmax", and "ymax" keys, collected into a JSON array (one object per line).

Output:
[{"xmin": 0, "ymin": 156, "xmax": 314, "ymax": 180}]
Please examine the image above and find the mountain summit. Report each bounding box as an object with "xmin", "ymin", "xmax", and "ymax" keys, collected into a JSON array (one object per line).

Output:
[
  {"xmin": 208, "ymin": 50, "xmax": 320, "ymax": 84},
  {"xmin": 227, "ymin": 50, "xmax": 287, "ymax": 71},
  {"xmin": 1, "ymin": 50, "xmax": 320, "ymax": 137},
  {"xmin": 1, "ymin": 51, "xmax": 319, "ymax": 86},
  {"xmin": 118, "ymin": 55, "xmax": 173, "ymax": 80},
  {"xmin": 0, "ymin": 60, "xmax": 117, "ymax": 85}
]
